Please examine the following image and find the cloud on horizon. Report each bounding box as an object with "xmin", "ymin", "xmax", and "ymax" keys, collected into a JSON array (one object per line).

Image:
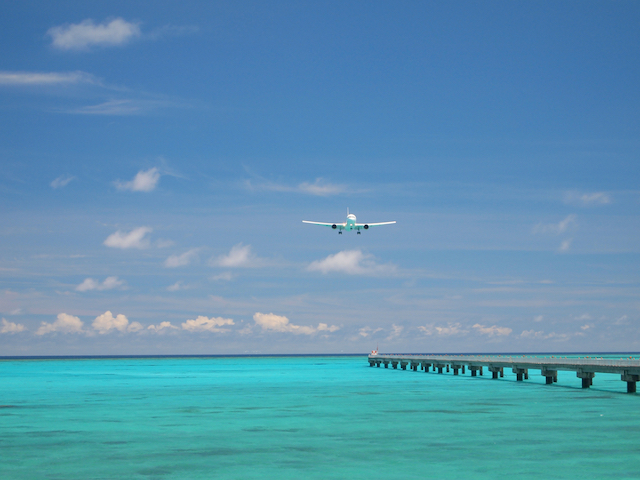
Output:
[
  {"xmin": 1, "ymin": 318, "xmax": 26, "ymax": 334},
  {"xmin": 252, "ymin": 312, "xmax": 339, "ymax": 335},
  {"xmin": 36, "ymin": 313, "xmax": 84, "ymax": 335},
  {"xmin": 92, "ymin": 311, "xmax": 143, "ymax": 334},
  {"xmin": 147, "ymin": 321, "xmax": 179, "ymax": 333},
  {"xmin": 418, "ymin": 323, "xmax": 467, "ymax": 336},
  {"xmin": 472, "ymin": 323, "xmax": 512, "ymax": 336},
  {"xmin": 181, "ymin": 316, "xmax": 234, "ymax": 333}
]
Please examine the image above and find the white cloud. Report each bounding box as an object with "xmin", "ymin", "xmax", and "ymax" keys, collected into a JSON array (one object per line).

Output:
[
  {"xmin": 76, "ymin": 276, "xmax": 124, "ymax": 292},
  {"xmin": 472, "ymin": 323, "xmax": 512, "ymax": 337},
  {"xmin": 386, "ymin": 324, "xmax": 404, "ymax": 341},
  {"xmin": 1, "ymin": 318, "xmax": 26, "ymax": 334},
  {"xmin": 36, "ymin": 313, "xmax": 84, "ymax": 335},
  {"xmin": 614, "ymin": 315, "xmax": 629, "ymax": 325},
  {"xmin": 50, "ymin": 175, "xmax": 76, "ymax": 188},
  {"xmin": 307, "ymin": 249, "xmax": 395, "ymax": 276},
  {"xmin": 520, "ymin": 329, "xmax": 582, "ymax": 340},
  {"xmin": 211, "ymin": 244, "xmax": 260, "ymax": 268},
  {"xmin": 181, "ymin": 316, "xmax": 235, "ymax": 333},
  {"xmin": 92, "ymin": 311, "xmax": 140, "ymax": 334},
  {"xmin": 104, "ymin": 227, "xmax": 152, "ymax": 249},
  {"xmin": 559, "ymin": 238, "xmax": 572, "ymax": 252},
  {"xmin": 418, "ymin": 323, "xmax": 467, "ymax": 336},
  {"xmin": 0, "ymin": 70, "xmax": 98, "ymax": 86},
  {"xmin": 116, "ymin": 167, "xmax": 160, "ymax": 192},
  {"xmin": 164, "ymin": 248, "xmax": 199, "ymax": 268},
  {"xmin": 533, "ymin": 214, "xmax": 577, "ymax": 235},
  {"xmin": 253, "ymin": 312, "xmax": 338, "ymax": 335},
  {"xmin": 66, "ymin": 99, "xmax": 176, "ymax": 116},
  {"xmin": 245, "ymin": 177, "xmax": 346, "ymax": 196},
  {"xmin": 167, "ymin": 281, "xmax": 185, "ymax": 291},
  {"xmin": 317, "ymin": 323, "xmax": 340, "ymax": 333},
  {"xmin": 358, "ymin": 326, "xmax": 383, "ymax": 337},
  {"xmin": 520, "ymin": 329, "xmax": 546, "ymax": 339},
  {"xmin": 533, "ymin": 315, "xmax": 544, "ymax": 322},
  {"xmin": 564, "ymin": 191, "xmax": 611, "ymax": 206},
  {"xmin": 147, "ymin": 321, "xmax": 179, "ymax": 333},
  {"xmin": 297, "ymin": 178, "xmax": 346, "ymax": 196},
  {"xmin": 47, "ymin": 18, "xmax": 141, "ymax": 51}
]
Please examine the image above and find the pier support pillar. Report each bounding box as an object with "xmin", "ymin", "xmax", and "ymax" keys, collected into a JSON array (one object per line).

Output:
[
  {"xmin": 576, "ymin": 371, "xmax": 595, "ymax": 388},
  {"xmin": 446, "ymin": 365, "xmax": 450, "ymax": 373},
  {"xmin": 369, "ymin": 361, "xmax": 374, "ymax": 367},
  {"xmin": 391, "ymin": 361, "xmax": 398, "ymax": 369},
  {"xmin": 376, "ymin": 361, "xmax": 381, "ymax": 368},
  {"xmin": 383, "ymin": 361, "xmax": 389, "ymax": 369},
  {"xmin": 492, "ymin": 371, "xmax": 498, "ymax": 379},
  {"xmin": 400, "ymin": 361, "xmax": 408, "ymax": 370},
  {"xmin": 513, "ymin": 368, "xmax": 527, "ymax": 381},
  {"xmin": 462, "ymin": 366, "xmax": 465, "ymax": 374},
  {"xmin": 488, "ymin": 366, "xmax": 503, "ymax": 380},
  {"xmin": 541, "ymin": 369, "xmax": 557, "ymax": 385},
  {"xmin": 422, "ymin": 363, "xmax": 431, "ymax": 373},
  {"xmin": 471, "ymin": 369, "xmax": 476, "ymax": 377},
  {"xmin": 469, "ymin": 366, "xmax": 482, "ymax": 377},
  {"xmin": 622, "ymin": 373, "xmax": 639, "ymax": 393}
]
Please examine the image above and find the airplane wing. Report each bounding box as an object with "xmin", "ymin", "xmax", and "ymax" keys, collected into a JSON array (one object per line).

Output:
[
  {"xmin": 302, "ymin": 221, "xmax": 345, "ymax": 230},
  {"xmin": 354, "ymin": 221, "xmax": 396, "ymax": 230}
]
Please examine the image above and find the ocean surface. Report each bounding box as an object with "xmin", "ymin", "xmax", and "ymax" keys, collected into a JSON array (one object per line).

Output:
[{"xmin": 1, "ymin": 355, "xmax": 639, "ymax": 480}]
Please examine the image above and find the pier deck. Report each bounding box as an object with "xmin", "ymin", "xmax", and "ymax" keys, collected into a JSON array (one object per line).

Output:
[{"xmin": 368, "ymin": 354, "xmax": 640, "ymax": 392}]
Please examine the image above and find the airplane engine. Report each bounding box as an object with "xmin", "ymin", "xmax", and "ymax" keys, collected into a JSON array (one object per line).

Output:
[
  {"xmin": 364, "ymin": 224, "xmax": 369, "ymax": 229},
  {"xmin": 332, "ymin": 224, "xmax": 337, "ymax": 229}
]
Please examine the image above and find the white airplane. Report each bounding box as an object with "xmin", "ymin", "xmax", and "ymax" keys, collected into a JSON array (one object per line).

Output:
[{"xmin": 303, "ymin": 209, "xmax": 396, "ymax": 234}]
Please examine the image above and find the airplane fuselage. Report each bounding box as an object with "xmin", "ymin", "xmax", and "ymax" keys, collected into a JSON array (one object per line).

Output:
[{"xmin": 345, "ymin": 213, "xmax": 357, "ymax": 231}]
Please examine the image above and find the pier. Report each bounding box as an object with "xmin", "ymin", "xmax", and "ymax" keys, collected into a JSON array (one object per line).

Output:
[{"xmin": 368, "ymin": 354, "xmax": 640, "ymax": 393}]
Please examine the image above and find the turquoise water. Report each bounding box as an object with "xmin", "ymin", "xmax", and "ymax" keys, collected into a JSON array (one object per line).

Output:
[{"xmin": 1, "ymin": 355, "xmax": 639, "ymax": 480}]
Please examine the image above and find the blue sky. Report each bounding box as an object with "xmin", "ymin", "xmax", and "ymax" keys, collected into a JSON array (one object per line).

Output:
[{"xmin": 1, "ymin": 1, "xmax": 639, "ymax": 355}]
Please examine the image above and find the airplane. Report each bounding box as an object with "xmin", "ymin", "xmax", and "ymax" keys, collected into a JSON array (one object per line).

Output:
[{"xmin": 303, "ymin": 209, "xmax": 396, "ymax": 234}]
